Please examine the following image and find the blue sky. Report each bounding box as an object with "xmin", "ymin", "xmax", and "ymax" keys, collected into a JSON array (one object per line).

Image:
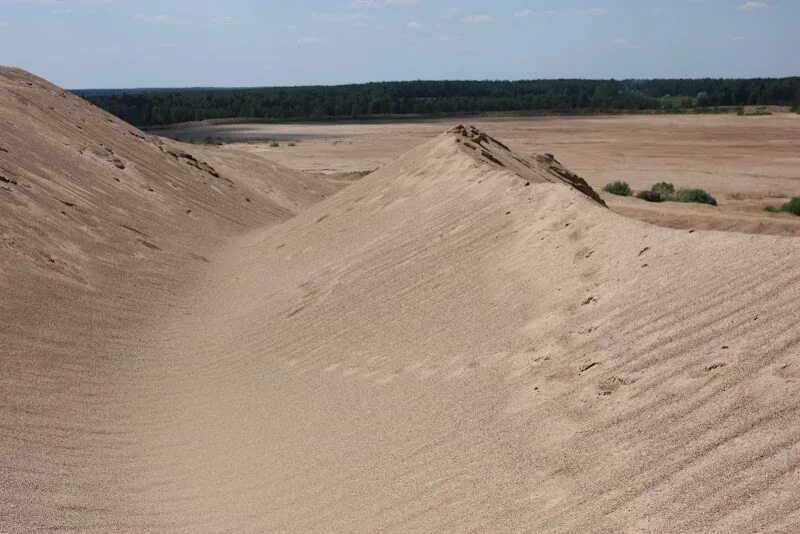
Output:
[{"xmin": 0, "ymin": 0, "xmax": 797, "ymax": 88}]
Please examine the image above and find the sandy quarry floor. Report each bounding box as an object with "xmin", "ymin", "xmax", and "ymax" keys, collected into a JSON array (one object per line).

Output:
[{"xmin": 156, "ymin": 113, "xmax": 800, "ymax": 236}]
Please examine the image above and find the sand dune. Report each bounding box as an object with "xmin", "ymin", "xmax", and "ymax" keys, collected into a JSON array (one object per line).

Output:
[
  {"xmin": 3, "ymin": 69, "xmax": 800, "ymax": 532},
  {"xmin": 168, "ymin": 114, "xmax": 800, "ymax": 237},
  {"xmin": 0, "ymin": 67, "xmax": 339, "ymax": 531}
]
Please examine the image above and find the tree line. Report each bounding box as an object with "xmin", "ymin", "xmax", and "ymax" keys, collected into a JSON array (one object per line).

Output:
[{"xmin": 74, "ymin": 78, "xmax": 800, "ymax": 127}]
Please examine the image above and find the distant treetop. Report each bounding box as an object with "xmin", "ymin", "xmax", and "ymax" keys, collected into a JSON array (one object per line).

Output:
[{"xmin": 74, "ymin": 78, "xmax": 800, "ymax": 127}]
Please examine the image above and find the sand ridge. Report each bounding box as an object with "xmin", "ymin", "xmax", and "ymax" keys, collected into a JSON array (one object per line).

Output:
[
  {"xmin": 161, "ymin": 113, "xmax": 800, "ymax": 236},
  {"xmin": 3, "ymin": 68, "xmax": 800, "ymax": 532},
  {"xmin": 125, "ymin": 126, "xmax": 800, "ymax": 532}
]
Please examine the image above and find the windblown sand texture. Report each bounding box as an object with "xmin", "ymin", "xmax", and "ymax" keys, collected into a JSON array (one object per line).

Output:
[{"xmin": 2, "ymin": 67, "xmax": 800, "ymax": 532}]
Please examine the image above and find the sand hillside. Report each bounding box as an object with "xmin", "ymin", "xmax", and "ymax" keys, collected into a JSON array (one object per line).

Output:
[
  {"xmin": 2, "ymin": 68, "xmax": 800, "ymax": 532},
  {"xmin": 0, "ymin": 67, "xmax": 339, "ymax": 530},
  {"xmin": 161, "ymin": 114, "xmax": 800, "ymax": 237}
]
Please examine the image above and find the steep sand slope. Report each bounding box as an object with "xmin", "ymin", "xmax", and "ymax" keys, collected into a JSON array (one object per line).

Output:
[
  {"xmin": 3, "ymin": 71, "xmax": 800, "ymax": 532},
  {"xmin": 0, "ymin": 67, "xmax": 339, "ymax": 531}
]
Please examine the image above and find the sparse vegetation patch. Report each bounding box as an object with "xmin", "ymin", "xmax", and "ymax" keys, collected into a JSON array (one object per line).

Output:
[
  {"xmin": 636, "ymin": 190, "xmax": 664, "ymax": 202},
  {"xmin": 635, "ymin": 182, "xmax": 717, "ymax": 205},
  {"xmin": 675, "ymin": 188, "xmax": 717, "ymax": 206},
  {"xmin": 603, "ymin": 181, "xmax": 632, "ymax": 196},
  {"xmin": 651, "ymin": 182, "xmax": 675, "ymax": 199},
  {"xmin": 737, "ymin": 108, "xmax": 773, "ymax": 116},
  {"xmin": 766, "ymin": 197, "xmax": 800, "ymax": 216}
]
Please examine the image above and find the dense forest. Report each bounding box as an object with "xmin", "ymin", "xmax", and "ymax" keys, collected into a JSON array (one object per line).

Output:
[{"xmin": 75, "ymin": 78, "xmax": 800, "ymax": 127}]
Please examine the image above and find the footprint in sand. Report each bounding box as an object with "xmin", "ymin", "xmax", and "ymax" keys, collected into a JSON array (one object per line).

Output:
[
  {"xmin": 341, "ymin": 367, "xmax": 360, "ymax": 378},
  {"xmin": 597, "ymin": 375, "xmax": 637, "ymax": 396},
  {"xmin": 323, "ymin": 362, "xmax": 341, "ymax": 374}
]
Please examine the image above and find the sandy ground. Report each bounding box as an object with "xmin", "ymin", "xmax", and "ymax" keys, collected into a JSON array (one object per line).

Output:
[
  {"xmin": 156, "ymin": 113, "xmax": 800, "ymax": 236},
  {"xmin": 4, "ymin": 67, "xmax": 800, "ymax": 532}
]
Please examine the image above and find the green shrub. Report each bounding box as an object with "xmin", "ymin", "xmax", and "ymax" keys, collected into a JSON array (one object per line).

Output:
[
  {"xmin": 270, "ymin": 140, "xmax": 280, "ymax": 147},
  {"xmin": 637, "ymin": 190, "xmax": 664, "ymax": 202},
  {"xmin": 635, "ymin": 182, "xmax": 674, "ymax": 202},
  {"xmin": 675, "ymin": 188, "xmax": 717, "ymax": 206},
  {"xmin": 288, "ymin": 142, "xmax": 296, "ymax": 147},
  {"xmin": 782, "ymin": 197, "xmax": 800, "ymax": 215},
  {"xmin": 651, "ymin": 182, "xmax": 675, "ymax": 199},
  {"xmin": 768, "ymin": 197, "xmax": 800, "ymax": 216},
  {"xmin": 603, "ymin": 181, "xmax": 632, "ymax": 196}
]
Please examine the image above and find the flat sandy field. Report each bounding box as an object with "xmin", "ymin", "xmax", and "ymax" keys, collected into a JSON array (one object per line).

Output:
[{"xmin": 156, "ymin": 113, "xmax": 800, "ymax": 235}]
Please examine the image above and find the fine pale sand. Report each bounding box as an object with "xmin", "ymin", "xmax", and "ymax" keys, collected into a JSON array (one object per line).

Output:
[
  {"xmin": 156, "ymin": 113, "xmax": 800, "ymax": 236},
  {"xmin": 3, "ymin": 67, "xmax": 800, "ymax": 532}
]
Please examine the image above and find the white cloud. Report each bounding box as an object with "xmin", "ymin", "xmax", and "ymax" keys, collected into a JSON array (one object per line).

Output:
[
  {"xmin": 440, "ymin": 7, "xmax": 463, "ymax": 20},
  {"xmin": 298, "ymin": 36, "xmax": 322, "ymax": 45},
  {"xmin": 576, "ymin": 8, "xmax": 608, "ymax": 15},
  {"xmin": 463, "ymin": 14, "xmax": 494, "ymax": 23},
  {"xmin": 348, "ymin": 0, "xmax": 421, "ymax": 6},
  {"xmin": 406, "ymin": 20, "xmax": 421, "ymax": 28},
  {"xmin": 313, "ymin": 12, "xmax": 368, "ymax": 22},
  {"xmin": 208, "ymin": 16, "xmax": 231, "ymax": 27},
  {"xmin": 515, "ymin": 9, "xmax": 536, "ymax": 17},
  {"xmin": 611, "ymin": 36, "xmax": 640, "ymax": 49},
  {"xmin": 131, "ymin": 13, "xmax": 192, "ymax": 26},
  {"xmin": 133, "ymin": 13, "xmax": 160, "ymax": 22},
  {"xmin": 3, "ymin": 0, "xmax": 112, "ymax": 4},
  {"xmin": 738, "ymin": 1, "xmax": 768, "ymax": 9}
]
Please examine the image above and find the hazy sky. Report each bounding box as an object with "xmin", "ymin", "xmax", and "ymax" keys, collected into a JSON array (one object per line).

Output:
[{"xmin": 0, "ymin": 0, "xmax": 797, "ymax": 88}]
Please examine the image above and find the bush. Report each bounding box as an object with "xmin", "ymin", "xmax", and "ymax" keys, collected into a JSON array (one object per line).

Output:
[
  {"xmin": 637, "ymin": 190, "xmax": 664, "ymax": 202},
  {"xmin": 603, "ymin": 181, "xmax": 632, "ymax": 196},
  {"xmin": 767, "ymin": 197, "xmax": 800, "ymax": 216},
  {"xmin": 781, "ymin": 197, "xmax": 800, "ymax": 215},
  {"xmin": 634, "ymin": 182, "xmax": 717, "ymax": 206},
  {"xmin": 651, "ymin": 182, "xmax": 675, "ymax": 198},
  {"xmin": 288, "ymin": 142, "xmax": 296, "ymax": 147},
  {"xmin": 635, "ymin": 181, "xmax": 674, "ymax": 202},
  {"xmin": 675, "ymin": 188, "xmax": 717, "ymax": 206},
  {"xmin": 270, "ymin": 140, "xmax": 280, "ymax": 147}
]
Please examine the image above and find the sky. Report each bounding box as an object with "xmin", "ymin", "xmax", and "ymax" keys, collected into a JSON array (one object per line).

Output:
[{"xmin": 0, "ymin": 0, "xmax": 797, "ymax": 89}]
